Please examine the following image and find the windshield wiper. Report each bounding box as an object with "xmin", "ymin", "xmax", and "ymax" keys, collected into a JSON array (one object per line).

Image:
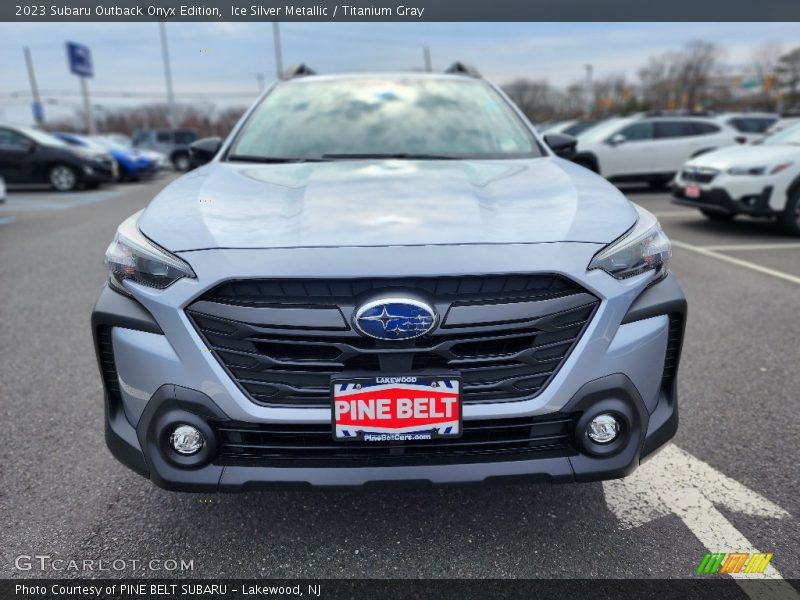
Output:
[
  {"xmin": 227, "ymin": 155, "xmax": 327, "ymax": 163},
  {"xmin": 321, "ymin": 153, "xmax": 458, "ymax": 160}
]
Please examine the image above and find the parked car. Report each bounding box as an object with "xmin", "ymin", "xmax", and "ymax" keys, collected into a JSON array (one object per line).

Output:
[
  {"xmin": 54, "ymin": 133, "xmax": 158, "ymax": 182},
  {"xmin": 0, "ymin": 125, "xmax": 116, "ymax": 191},
  {"xmin": 572, "ymin": 115, "xmax": 741, "ymax": 187},
  {"xmin": 131, "ymin": 128, "xmax": 198, "ymax": 171},
  {"xmin": 92, "ymin": 136, "xmax": 162, "ymax": 180},
  {"xmin": 93, "ymin": 65, "xmax": 685, "ymax": 491},
  {"xmin": 672, "ymin": 122, "xmax": 800, "ymax": 234},
  {"xmin": 765, "ymin": 115, "xmax": 800, "ymax": 135},
  {"xmin": 540, "ymin": 119, "xmax": 601, "ymax": 137},
  {"xmin": 714, "ymin": 112, "xmax": 778, "ymax": 143}
]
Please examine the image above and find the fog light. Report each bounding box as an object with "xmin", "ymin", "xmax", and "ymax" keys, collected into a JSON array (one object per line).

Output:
[
  {"xmin": 586, "ymin": 413, "xmax": 620, "ymax": 444},
  {"xmin": 169, "ymin": 424, "xmax": 204, "ymax": 455}
]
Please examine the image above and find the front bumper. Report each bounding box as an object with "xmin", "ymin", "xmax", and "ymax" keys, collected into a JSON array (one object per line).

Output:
[
  {"xmin": 81, "ymin": 160, "xmax": 117, "ymax": 183},
  {"xmin": 92, "ymin": 256, "xmax": 686, "ymax": 491},
  {"xmin": 672, "ymin": 183, "xmax": 778, "ymax": 217}
]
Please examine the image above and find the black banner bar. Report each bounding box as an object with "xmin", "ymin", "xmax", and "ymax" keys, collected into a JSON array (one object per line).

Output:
[
  {"xmin": 5, "ymin": 579, "xmax": 800, "ymax": 600},
  {"xmin": 3, "ymin": 0, "xmax": 800, "ymax": 22}
]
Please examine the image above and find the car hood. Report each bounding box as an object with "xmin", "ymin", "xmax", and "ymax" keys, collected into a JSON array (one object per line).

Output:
[
  {"xmin": 686, "ymin": 144, "xmax": 800, "ymax": 169},
  {"xmin": 138, "ymin": 158, "xmax": 637, "ymax": 251}
]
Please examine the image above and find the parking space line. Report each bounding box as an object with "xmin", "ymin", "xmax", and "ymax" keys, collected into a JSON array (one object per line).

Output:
[
  {"xmin": 604, "ymin": 444, "xmax": 797, "ymax": 599},
  {"xmin": 701, "ymin": 242, "xmax": 800, "ymax": 252},
  {"xmin": 0, "ymin": 216, "xmax": 16, "ymax": 226},
  {"xmin": 0, "ymin": 190, "xmax": 124, "ymax": 213},
  {"xmin": 672, "ymin": 239, "xmax": 800, "ymax": 286}
]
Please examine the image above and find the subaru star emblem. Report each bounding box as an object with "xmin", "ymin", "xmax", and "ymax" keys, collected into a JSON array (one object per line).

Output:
[{"xmin": 354, "ymin": 298, "xmax": 437, "ymax": 340}]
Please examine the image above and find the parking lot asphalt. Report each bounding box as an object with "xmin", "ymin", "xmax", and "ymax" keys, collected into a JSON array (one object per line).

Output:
[{"xmin": 0, "ymin": 176, "xmax": 797, "ymax": 584}]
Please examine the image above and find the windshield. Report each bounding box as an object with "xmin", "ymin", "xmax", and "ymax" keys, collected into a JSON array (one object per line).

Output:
[
  {"xmin": 228, "ymin": 77, "xmax": 542, "ymax": 160},
  {"xmin": 21, "ymin": 128, "xmax": 71, "ymax": 148},
  {"xmin": 762, "ymin": 122, "xmax": 800, "ymax": 146},
  {"xmin": 576, "ymin": 118, "xmax": 635, "ymax": 143}
]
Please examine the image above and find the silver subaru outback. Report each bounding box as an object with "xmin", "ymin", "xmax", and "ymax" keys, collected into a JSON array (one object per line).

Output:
[{"xmin": 92, "ymin": 65, "xmax": 686, "ymax": 491}]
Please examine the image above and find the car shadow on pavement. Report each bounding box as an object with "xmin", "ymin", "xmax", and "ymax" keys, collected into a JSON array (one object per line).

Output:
[{"xmin": 92, "ymin": 479, "xmax": 694, "ymax": 578}]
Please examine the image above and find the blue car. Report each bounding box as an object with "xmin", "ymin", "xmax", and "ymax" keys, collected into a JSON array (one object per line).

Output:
[{"xmin": 54, "ymin": 133, "xmax": 158, "ymax": 181}]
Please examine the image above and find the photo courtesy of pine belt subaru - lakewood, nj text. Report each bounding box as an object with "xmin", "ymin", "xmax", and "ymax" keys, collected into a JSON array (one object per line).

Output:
[{"xmin": 92, "ymin": 63, "xmax": 686, "ymax": 492}]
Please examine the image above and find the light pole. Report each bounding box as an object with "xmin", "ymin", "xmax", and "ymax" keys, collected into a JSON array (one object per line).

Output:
[
  {"xmin": 159, "ymin": 21, "xmax": 177, "ymax": 129},
  {"xmin": 584, "ymin": 64, "xmax": 593, "ymax": 119},
  {"xmin": 24, "ymin": 47, "xmax": 45, "ymax": 126},
  {"xmin": 272, "ymin": 22, "xmax": 284, "ymax": 80}
]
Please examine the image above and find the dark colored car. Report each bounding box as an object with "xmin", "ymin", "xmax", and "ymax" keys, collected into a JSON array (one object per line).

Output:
[
  {"xmin": 131, "ymin": 129, "xmax": 198, "ymax": 171},
  {"xmin": 0, "ymin": 125, "xmax": 116, "ymax": 191}
]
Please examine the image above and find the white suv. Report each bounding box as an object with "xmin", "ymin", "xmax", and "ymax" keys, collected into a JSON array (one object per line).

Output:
[
  {"xmin": 673, "ymin": 122, "xmax": 800, "ymax": 235},
  {"xmin": 573, "ymin": 116, "xmax": 740, "ymax": 187}
]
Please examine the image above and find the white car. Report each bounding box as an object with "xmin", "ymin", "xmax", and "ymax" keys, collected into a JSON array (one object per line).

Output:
[
  {"xmin": 539, "ymin": 119, "xmax": 600, "ymax": 137},
  {"xmin": 713, "ymin": 112, "xmax": 778, "ymax": 143},
  {"xmin": 673, "ymin": 122, "xmax": 800, "ymax": 234},
  {"xmin": 573, "ymin": 116, "xmax": 741, "ymax": 187}
]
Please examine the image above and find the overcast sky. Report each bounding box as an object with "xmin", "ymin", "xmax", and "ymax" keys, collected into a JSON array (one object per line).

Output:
[{"xmin": 1, "ymin": 21, "xmax": 797, "ymax": 126}]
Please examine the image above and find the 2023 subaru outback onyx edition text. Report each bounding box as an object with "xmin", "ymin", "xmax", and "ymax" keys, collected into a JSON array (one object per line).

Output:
[{"xmin": 92, "ymin": 65, "xmax": 686, "ymax": 491}]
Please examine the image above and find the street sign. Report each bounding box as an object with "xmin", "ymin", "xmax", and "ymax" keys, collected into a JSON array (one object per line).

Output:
[
  {"xmin": 31, "ymin": 101, "xmax": 44, "ymax": 123},
  {"xmin": 66, "ymin": 41, "xmax": 93, "ymax": 78}
]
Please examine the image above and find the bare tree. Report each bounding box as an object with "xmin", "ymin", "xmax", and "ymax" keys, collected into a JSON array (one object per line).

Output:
[
  {"xmin": 776, "ymin": 47, "xmax": 800, "ymax": 107},
  {"xmin": 639, "ymin": 41, "xmax": 719, "ymax": 110},
  {"xmin": 749, "ymin": 42, "xmax": 783, "ymax": 110}
]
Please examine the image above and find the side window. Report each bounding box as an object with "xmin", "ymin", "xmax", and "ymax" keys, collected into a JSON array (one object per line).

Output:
[
  {"xmin": 617, "ymin": 121, "xmax": 653, "ymax": 141},
  {"xmin": 156, "ymin": 131, "xmax": 171, "ymax": 143},
  {"xmin": 691, "ymin": 122, "xmax": 722, "ymax": 135},
  {"xmin": 0, "ymin": 129, "xmax": 29, "ymax": 149},
  {"xmin": 174, "ymin": 131, "xmax": 197, "ymax": 144},
  {"xmin": 654, "ymin": 120, "xmax": 695, "ymax": 139},
  {"xmin": 728, "ymin": 118, "xmax": 775, "ymax": 134}
]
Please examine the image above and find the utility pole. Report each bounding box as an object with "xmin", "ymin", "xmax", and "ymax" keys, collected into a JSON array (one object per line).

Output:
[
  {"xmin": 584, "ymin": 64, "xmax": 594, "ymax": 119},
  {"xmin": 159, "ymin": 21, "xmax": 177, "ymax": 129},
  {"xmin": 423, "ymin": 46, "xmax": 432, "ymax": 72},
  {"xmin": 80, "ymin": 77, "xmax": 94, "ymax": 133},
  {"xmin": 24, "ymin": 46, "xmax": 45, "ymax": 126},
  {"xmin": 272, "ymin": 22, "xmax": 284, "ymax": 80}
]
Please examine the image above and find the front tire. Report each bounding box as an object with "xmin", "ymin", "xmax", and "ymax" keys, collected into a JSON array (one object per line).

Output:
[
  {"xmin": 778, "ymin": 190, "xmax": 800, "ymax": 236},
  {"xmin": 172, "ymin": 153, "xmax": 191, "ymax": 172},
  {"xmin": 701, "ymin": 210, "xmax": 734, "ymax": 222},
  {"xmin": 48, "ymin": 164, "xmax": 78, "ymax": 192}
]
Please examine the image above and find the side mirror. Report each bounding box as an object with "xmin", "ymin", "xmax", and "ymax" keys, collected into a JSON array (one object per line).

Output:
[
  {"xmin": 608, "ymin": 133, "xmax": 626, "ymax": 146},
  {"xmin": 188, "ymin": 137, "xmax": 222, "ymax": 167},
  {"xmin": 543, "ymin": 133, "xmax": 577, "ymax": 159}
]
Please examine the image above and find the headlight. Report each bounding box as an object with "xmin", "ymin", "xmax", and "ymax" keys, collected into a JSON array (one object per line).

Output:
[
  {"xmin": 727, "ymin": 163, "xmax": 792, "ymax": 176},
  {"xmin": 105, "ymin": 211, "xmax": 195, "ymax": 290},
  {"xmin": 589, "ymin": 205, "xmax": 672, "ymax": 279},
  {"xmin": 728, "ymin": 166, "xmax": 766, "ymax": 176}
]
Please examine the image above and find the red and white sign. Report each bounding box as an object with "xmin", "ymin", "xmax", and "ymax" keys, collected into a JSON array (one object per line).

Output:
[
  {"xmin": 332, "ymin": 377, "xmax": 461, "ymax": 442},
  {"xmin": 685, "ymin": 184, "xmax": 701, "ymax": 199}
]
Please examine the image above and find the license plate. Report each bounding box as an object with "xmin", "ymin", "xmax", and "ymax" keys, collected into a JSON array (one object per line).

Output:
[
  {"xmin": 685, "ymin": 184, "xmax": 701, "ymax": 198},
  {"xmin": 331, "ymin": 376, "xmax": 461, "ymax": 442}
]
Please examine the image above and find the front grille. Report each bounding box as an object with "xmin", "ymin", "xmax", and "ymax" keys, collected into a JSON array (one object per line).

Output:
[
  {"xmin": 214, "ymin": 414, "xmax": 577, "ymax": 467},
  {"xmin": 681, "ymin": 168, "xmax": 718, "ymax": 183},
  {"xmin": 187, "ymin": 275, "xmax": 599, "ymax": 407}
]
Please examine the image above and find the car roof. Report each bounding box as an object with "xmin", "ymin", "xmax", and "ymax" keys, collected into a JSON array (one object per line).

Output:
[{"xmin": 276, "ymin": 72, "xmax": 488, "ymax": 85}]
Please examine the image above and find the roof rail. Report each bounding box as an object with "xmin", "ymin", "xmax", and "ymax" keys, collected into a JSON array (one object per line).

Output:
[
  {"xmin": 444, "ymin": 61, "xmax": 481, "ymax": 78},
  {"xmin": 283, "ymin": 64, "xmax": 316, "ymax": 79}
]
